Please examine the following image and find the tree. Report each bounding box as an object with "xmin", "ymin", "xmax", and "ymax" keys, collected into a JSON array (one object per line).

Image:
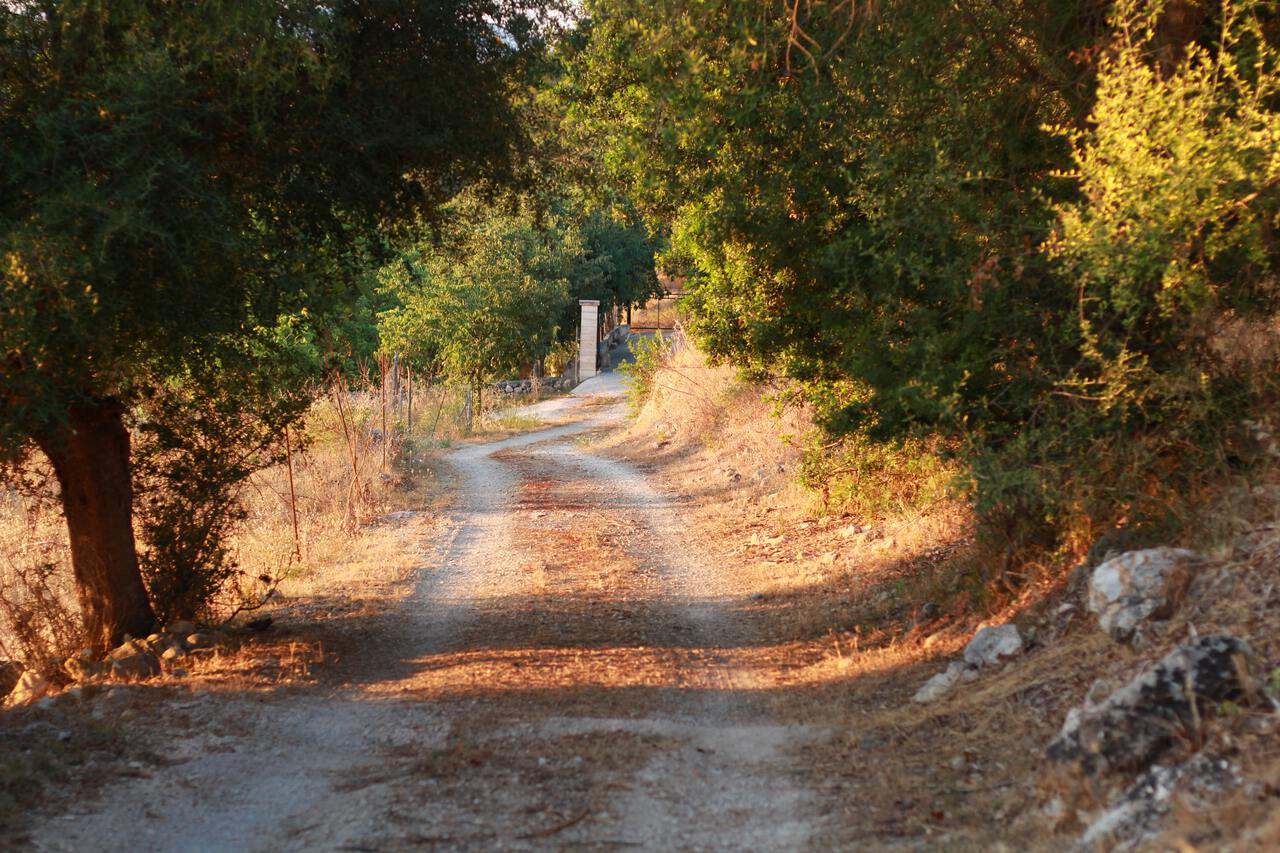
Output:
[
  {"xmin": 485, "ymin": 10, "xmax": 663, "ymax": 332},
  {"xmin": 379, "ymin": 207, "xmax": 576, "ymax": 424},
  {"xmin": 0, "ymin": 1, "xmax": 525, "ymax": 647},
  {"xmin": 568, "ymin": 209, "xmax": 663, "ymax": 325},
  {"xmin": 563, "ymin": 0, "xmax": 1103, "ymax": 439},
  {"xmin": 563, "ymin": 0, "xmax": 1280, "ymax": 554}
]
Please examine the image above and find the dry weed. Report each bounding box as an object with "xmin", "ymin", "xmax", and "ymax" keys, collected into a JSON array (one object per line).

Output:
[
  {"xmin": 0, "ymin": 480, "xmax": 81, "ymax": 667},
  {"xmin": 601, "ymin": 337, "xmax": 1280, "ymax": 847},
  {"xmin": 0, "ymin": 378, "xmax": 478, "ymax": 671}
]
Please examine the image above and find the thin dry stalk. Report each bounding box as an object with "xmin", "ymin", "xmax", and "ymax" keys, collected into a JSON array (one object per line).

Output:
[
  {"xmin": 407, "ymin": 362, "xmax": 414, "ymax": 434},
  {"xmin": 0, "ymin": 484, "xmax": 82, "ymax": 667},
  {"xmin": 430, "ymin": 381, "xmax": 447, "ymax": 440},
  {"xmin": 283, "ymin": 424, "xmax": 302, "ymax": 561},
  {"xmin": 380, "ymin": 354, "xmax": 389, "ymax": 474},
  {"xmin": 330, "ymin": 377, "xmax": 363, "ymax": 529}
]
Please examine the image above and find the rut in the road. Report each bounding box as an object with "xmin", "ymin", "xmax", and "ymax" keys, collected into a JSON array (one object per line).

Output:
[
  {"xmin": 516, "ymin": 440, "xmax": 823, "ymax": 850},
  {"xmin": 33, "ymin": 405, "xmax": 830, "ymax": 852}
]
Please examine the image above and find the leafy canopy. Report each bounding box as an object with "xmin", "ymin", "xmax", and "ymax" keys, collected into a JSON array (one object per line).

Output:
[
  {"xmin": 378, "ymin": 204, "xmax": 577, "ymax": 387},
  {"xmin": 564, "ymin": 0, "xmax": 1280, "ymax": 548},
  {"xmin": 0, "ymin": 0, "xmax": 522, "ymax": 453}
]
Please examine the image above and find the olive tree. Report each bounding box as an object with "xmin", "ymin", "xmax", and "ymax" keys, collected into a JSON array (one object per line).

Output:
[{"xmin": 0, "ymin": 0, "xmax": 525, "ymax": 647}]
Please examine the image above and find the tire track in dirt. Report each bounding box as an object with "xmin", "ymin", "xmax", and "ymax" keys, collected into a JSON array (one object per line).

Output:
[
  {"xmin": 524, "ymin": 440, "xmax": 826, "ymax": 850},
  {"xmin": 31, "ymin": 388, "xmax": 830, "ymax": 851},
  {"xmin": 28, "ymin": 417, "xmax": 617, "ymax": 853}
]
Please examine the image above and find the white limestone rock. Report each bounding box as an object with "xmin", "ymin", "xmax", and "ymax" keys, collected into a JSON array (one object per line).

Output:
[
  {"xmin": 963, "ymin": 624, "xmax": 1023, "ymax": 668},
  {"xmin": 913, "ymin": 661, "xmax": 967, "ymax": 704},
  {"xmin": 1088, "ymin": 548, "xmax": 1199, "ymax": 641}
]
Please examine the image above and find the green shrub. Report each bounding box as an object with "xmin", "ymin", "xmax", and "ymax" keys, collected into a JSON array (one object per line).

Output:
[
  {"xmin": 570, "ymin": 0, "xmax": 1280, "ymax": 576},
  {"xmin": 134, "ymin": 347, "xmax": 311, "ymax": 622},
  {"xmin": 1014, "ymin": 0, "xmax": 1280, "ymax": 547},
  {"xmin": 620, "ymin": 333, "xmax": 671, "ymax": 414},
  {"xmin": 802, "ymin": 429, "xmax": 958, "ymax": 519}
]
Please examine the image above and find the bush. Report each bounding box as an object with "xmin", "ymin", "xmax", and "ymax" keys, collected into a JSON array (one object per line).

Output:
[
  {"xmin": 620, "ymin": 333, "xmax": 672, "ymax": 414},
  {"xmin": 803, "ymin": 430, "xmax": 958, "ymax": 519},
  {"xmin": 573, "ymin": 0, "xmax": 1280, "ymax": 574},
  {"xmin": 134, "ymin": 418, "xmax": 251, "ymax": 624},
  {"xmin": 133, "ymin": 357, "xmax": 310, "ymax": 622},
  {"xmin": 999, "ymin": 0, "xmax": 1280, "ymax": 550}
]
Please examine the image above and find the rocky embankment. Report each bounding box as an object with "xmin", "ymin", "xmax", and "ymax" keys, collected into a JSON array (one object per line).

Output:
[{"xmin": 912, "ymin": 545, "xmax": 1275, "ymax": 849}]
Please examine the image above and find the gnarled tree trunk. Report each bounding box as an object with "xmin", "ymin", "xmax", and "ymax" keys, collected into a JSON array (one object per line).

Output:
[{"xmin": 36, "ymin": 400, "xmax": 156, "ymax": 649}]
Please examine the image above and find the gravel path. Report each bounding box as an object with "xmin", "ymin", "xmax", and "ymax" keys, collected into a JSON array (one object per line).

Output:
[{"xmin": 31, "ymin": 380, "xmax": 828, "ymax": 852}]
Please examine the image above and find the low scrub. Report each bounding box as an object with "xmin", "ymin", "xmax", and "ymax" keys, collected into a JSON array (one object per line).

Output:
[
  {"xmin": 619, "ymin": 332, "xmax": 675, "ymax": 415},
  {"xmin": 0, "ymin": 375, "xmax": 480, "ymax": 672},
  {"xmin": 800, "ymin": 429, "xmax": 958, "ymax": 520}
]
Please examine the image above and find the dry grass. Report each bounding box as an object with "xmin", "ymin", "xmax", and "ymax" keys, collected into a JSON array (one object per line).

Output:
[
  {"xmin": 601, "ymin": 336, "xmax": 1280, "ymax": 848},
  {"xmin": 610, "ymin": 337, "xmax": 978, "ymax": 639},
  {"xmin": 0, "ymin": 378, "xmax": 504, "ymax": 671},
  {"xmin": 0, "ymin": 485, "xmax": 82, "ymax": 666},
  {"xmin": 232, "ymin": 391, "xmax": 426, "ymax": 603},
  {"xmin": 5, "ymin": 341, "xmax": 1277, "ymax": 846},
  {"xmin": 628, "ymin": 295, "xmax": 681, "ymax": 331},
  {"xmin": 0, "ymin": 378, "xmax": 473, "ymax": 836}
]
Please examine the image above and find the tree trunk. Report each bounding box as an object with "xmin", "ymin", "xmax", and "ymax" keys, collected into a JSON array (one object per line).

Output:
[{"xmin": 36, "ymin": 400, "xmax": 156, "ymax": 649}]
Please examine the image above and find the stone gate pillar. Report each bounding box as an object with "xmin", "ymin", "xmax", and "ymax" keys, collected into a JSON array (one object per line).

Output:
[{"xmin": 578, "ymin": 299, "xmax": 600, "ymax": 380}]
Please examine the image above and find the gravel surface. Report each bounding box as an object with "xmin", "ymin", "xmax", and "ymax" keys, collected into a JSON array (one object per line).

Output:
[{"xmin": 31, "ymin": 378, "xmax": 829, "ymax": 852}]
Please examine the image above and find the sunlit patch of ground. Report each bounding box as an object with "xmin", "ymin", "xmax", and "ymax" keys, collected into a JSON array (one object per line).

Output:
[
  {"xmin": 19, "ymin": 367, "xmax": 1280, "ymax": 849},
  {"xmin": 370, "ymin": 451, "xmax": 769, "ymax": 715}
]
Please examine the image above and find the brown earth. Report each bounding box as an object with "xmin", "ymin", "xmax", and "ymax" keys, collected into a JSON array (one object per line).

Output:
[
  {"xmin": 10, "ymin": 369, "xmax": 1280, "ymax": 851},
  {"xmin": 18, "ymin": 379, "xmax": 827, "ymax": 851}
]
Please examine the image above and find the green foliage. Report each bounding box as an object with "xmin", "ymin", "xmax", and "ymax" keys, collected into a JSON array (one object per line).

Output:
[
  {"xmin": 545, "ymin": 338, "xmax": 580, "ymax": 375},
  {"xmin": 802, "ymin": 431, "xmax": 958, "ymax": 520},
  {"xmin": 134, "ymin": 334, "xmax": 314, "ymax": 621},
  {"xmin": 566, "ymin": 0, "xmax": 1280, "ymax": 561},
  {"xmin": 0, "ymin": 0, "xmax": 521, "ymax": 449},
  {"xmin": 377, "ymin": 191, "xmax": 663, "ymax": 399},
  {"xmin": 488, "ymin": 12, "xmax": 664, "ymax": 333},
  {"xmin": 1001, "ymin": 0, "xmax": 1280, "ymax": 546},
  {"xmin": 565, "ymin": 0, "xmax": 1089, "ymax": 438},
  {"xmin": 1051, "ymin": 0, "xmax": 1280, "ymax": 418},
  {"xmin": 569, "ymin": 209, "xmax": 664, "ymax": 321},
  {"xmin": 620, "ymin": 333, "xmax": 671, "ymax": 413},
  {"xmin": 0, "ymin": 0, "xmax": 533, "ymax": 627},
  {"xmin": 378, "ymin": 204, "xmax": 576, "ymax": 394}
]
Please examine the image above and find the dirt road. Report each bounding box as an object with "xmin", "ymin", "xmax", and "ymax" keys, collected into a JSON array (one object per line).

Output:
[{"xmin": 32, "ymin": 375, "xmax": 831, "ymax": 851}]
